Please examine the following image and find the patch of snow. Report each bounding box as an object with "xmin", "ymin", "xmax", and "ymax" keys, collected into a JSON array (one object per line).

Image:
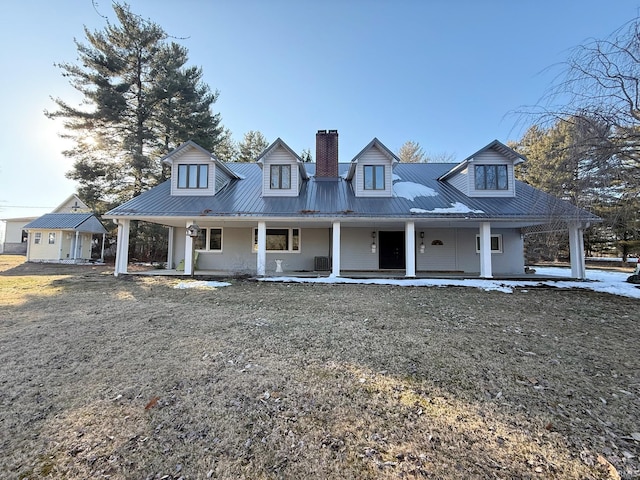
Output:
[
  {"xmin": 392, "ymin": 173, "xmax": 402, "ymax": 182},
  {"xmin": 174, "ymin": 280, "xmax": 231, "ymax": 289},
  {"xmin": 259, "ymin": 266, "xmax": 640, "ymax": 299},
  {"xmin": 411, "ymin": 202, "xmax": 484, "ymax": 214},
  {"xmin": 393, "ymin": 182, "xmax": 438, "ymax": 201}
]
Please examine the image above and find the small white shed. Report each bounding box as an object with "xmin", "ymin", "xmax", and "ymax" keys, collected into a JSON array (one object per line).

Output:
[{"xmin": 23, "ymin": 213, "xmax": 108, "ymax": 263}]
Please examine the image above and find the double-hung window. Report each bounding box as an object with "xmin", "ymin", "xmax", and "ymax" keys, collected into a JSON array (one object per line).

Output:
[
  {"xmin": 177, "ymin": 164, "xmax": 209, "ymax": 189},
  {"xmin": 363, "ymin": 165, "xmax": 385, "ymax": 190},
  {"xmin": 475, "ymin": 165, "xmax": 508, "ymax": 190},
  {"xmin": 475, "ymin": 234, "xmax": 503, "ymax": 253},
  {"xmin": 270, "ymin": 165, "xmax": 291, "ymax": 189},
  {"xmin": 48, "ymin": 232, "xmax": 56, "ymax": 244},
  {"xmin": 194, "ymin": 228, "xmax": 223, "ymax": 251},
  {"xmin": 253, "ymin": 228, "xmax": 300, "ymax": 252},
  {"xmin": 34, "ymin": 232, "xmax": 41, "ymax": 244}
]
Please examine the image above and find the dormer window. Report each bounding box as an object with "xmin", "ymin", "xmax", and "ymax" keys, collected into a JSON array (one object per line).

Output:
[
  {"xmin": 364, "ymin": 165, "xmax": 385, "ymax": 190},
  {"xmin": 178, "ymin": 164, "xmax": 209, "ymax": 189},
  {"xmin": 270, "ymin": 165, "xmax": 291, "ymax": 189},
  {"xmin": 474, "ymin": 165, "xmax": 508, "ymax": 190}
]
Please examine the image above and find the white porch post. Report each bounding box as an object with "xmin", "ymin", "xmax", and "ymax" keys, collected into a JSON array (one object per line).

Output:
[
  {"xmin": 184, "ymin": 221, "xmax": 195, "ymax": 276},
  {"xmin": 405, "ymin": 221, "xmax": 416, "ymax": 277},
  {"xmin": 74, "ymin": 231, "xmax": 80, "ymax": 261},
  {"xmin": 569, "ymin": 224, "xmax": 586, "ymax": 279},
  {"xmin": 26, "ymin": 231, "xmax": 31, "ymax": 262},
  {"xmin": 257, "ymin": 221, "xmax": 266, "ymax": 276},
  {"xmin": 167, "ymin": 227, "xmax": 174, "ymax": 270},
  {"xmin": 332, "ymin": 221, "xmax": 341, "ymax": 277},
  {"xmin": 100, "ymin": 233, "xmax": 105, "ymax": 263},
  {"xmin": 114, "ymin": 219, "xmax": 130, "ymax": 276},
  {"xmin": 479, "ymin": 222, "xmax": 493, "ymax": 278}
]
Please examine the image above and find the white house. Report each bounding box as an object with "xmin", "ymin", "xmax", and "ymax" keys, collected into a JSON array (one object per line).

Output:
[
  {"xmin": 0, "ymin": 217, "xmax": 34, "ymax": 254},
  {"xmin": 104, "ymin": 131, "xmax": 601, "ymax": 279}
]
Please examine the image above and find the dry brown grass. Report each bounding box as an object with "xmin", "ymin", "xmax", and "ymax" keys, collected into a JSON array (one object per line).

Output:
[{"xmin": 0, "ymin": 255, "xmax": 638, "ymax": 479}]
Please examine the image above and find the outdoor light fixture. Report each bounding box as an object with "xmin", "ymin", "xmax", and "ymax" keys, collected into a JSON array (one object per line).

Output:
[
  {"xmin": 186, "ymin": 224, "xmax": 201, "ymax": 238},
  {"xmin": 186, "ymin": 224, "xmax": 201, "ymax": 278},
  {"xmin": 371, "ymin": 231, "xmax": 377, "ymax": 253},
  {"xmin": 419, "ymin": 232, "xmax": 425, "ymax": 254}
]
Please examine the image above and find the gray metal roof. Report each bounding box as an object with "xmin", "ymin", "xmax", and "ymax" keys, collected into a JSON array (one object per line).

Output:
[
  {"xmin": 24, "ymin": 213, "xmax": 108, "ymax": 234},
  {"xmin": 104, "ymin": 162, "xmax": 601, "ymax": 226}
]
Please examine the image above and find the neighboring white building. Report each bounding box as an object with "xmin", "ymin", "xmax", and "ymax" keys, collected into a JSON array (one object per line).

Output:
[
  {"xmin": 23, "ymin": 213, "xmax": 107, "ymax": 263},
  {"xmin": 0, "ymin": 217, "xmax": 35, "ymax": 254}
]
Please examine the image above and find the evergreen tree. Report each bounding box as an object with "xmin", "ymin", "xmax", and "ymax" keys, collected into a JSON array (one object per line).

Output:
[
  {"xmin": 397, "ymin": 140, "xmax": 426, "ymax": 163},
  {"xmin": 213, "ymin": 128, "xmax": 240, "ymax": 162},
  {"xmin": 237, "ymin": 130, "xmax": 269, "ymax": 162},
  {"xmin": 46, "ymin": 3, "xmax": 224, "ymax": 207}
]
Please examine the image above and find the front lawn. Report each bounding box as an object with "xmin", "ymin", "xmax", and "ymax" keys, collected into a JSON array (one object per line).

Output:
[{"xmin": 0, "ymin": 256, "xmax": 638, "ymax": 479}]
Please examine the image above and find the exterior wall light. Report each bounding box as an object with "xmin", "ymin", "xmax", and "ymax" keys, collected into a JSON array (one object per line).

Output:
[
  {"xmin": 371, "ymin": 231, "xmax": 377, "ymax": 253},
  {"xmin": 419, "ymin": 232, "xmax": 425, "ymax": 254}
]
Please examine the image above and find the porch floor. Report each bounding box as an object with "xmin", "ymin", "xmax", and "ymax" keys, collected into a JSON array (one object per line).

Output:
[{"xmin": 131, "ymin": 268, "xmax": 577, "ymax": 282}]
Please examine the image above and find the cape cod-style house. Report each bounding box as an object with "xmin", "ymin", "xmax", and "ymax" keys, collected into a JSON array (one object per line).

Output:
[{"xmin": 104, "ymin": 130, "xmax": 600, "ymax": 279}]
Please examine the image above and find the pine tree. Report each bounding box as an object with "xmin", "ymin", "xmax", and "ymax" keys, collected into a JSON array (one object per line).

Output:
[
  {"xmin": 46, "ymin": 3, "xmax": 224, "ymax": 207},
  {"xmin": 237, "ymin": 131, "xmax": 269, "ymax": 162}
]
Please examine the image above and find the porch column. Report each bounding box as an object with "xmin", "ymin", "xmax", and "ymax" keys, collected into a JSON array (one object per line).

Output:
[
  {"xmin": 167, "ymin": 227, "xmax": 174, "ymax": 269},
  {"xmin": 114, "ymin": 219, "xmax": 130, "ymax": 276},
  {"xmin": 569, "ymin": 224, "xmax": 586, "ymax": 279},
  {"xmin": 405, "ymin": 221, "xmax": 416, "ymax": 277},
  {"xmin": 74, "ymin": 231, "xmax": 80, "ymax": 260},
  {"xmin": 332, "ymin": 221, "xmax": 341, "ymax": 277},
  {"xmin": 184, "ymin": 221, "xmax": 195, "ymax": 276},
  {"xmin": 100, "ymin": 233, "xmax": 106, "ymax": 263},
  {"xmin": 26, "ymin": 231, "xmax": 31, "ymax": 262},
  {"xmin": 257, "ymin": 221, "xmax": 266, "ymax": 276},
  {"xmin": 479, "ymin": 222, "xmax": 493, "ymax": 278}
]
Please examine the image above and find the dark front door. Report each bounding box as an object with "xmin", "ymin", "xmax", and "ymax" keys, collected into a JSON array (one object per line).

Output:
[{"xmin": 379, "ymin": 231, "xmax": 405, "ymax": 269}]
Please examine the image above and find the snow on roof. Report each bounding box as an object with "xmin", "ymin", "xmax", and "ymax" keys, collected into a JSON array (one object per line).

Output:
[
  {"xmin": 410, "ymin": 202, "xmax": 484, "ymax": 214},
  {"xmin": 393, "ymin": 182, "xmax": 438, "ymax": 201}
]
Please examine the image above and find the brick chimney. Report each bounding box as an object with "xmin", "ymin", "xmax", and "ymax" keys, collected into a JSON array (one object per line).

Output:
[{"xmin": 315, "ymin": 129, "xmax": 339, "ymax": 179}]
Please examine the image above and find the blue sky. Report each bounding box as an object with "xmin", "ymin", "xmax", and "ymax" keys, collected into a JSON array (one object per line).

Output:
[{"xmin": 1, "ymin": 0, "xmax": 638, "ymax": 219}]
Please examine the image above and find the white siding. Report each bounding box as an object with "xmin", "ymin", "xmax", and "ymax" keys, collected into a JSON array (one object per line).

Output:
[
  {"xmin": 467, "ymin": 151, "xmax": 515, "ymax": 197},
  {"xmin": 353, "ymin": 146, "xmax": 393, "ymax": 197},
  {"xmin": 455, "ymin": 227, "xmax": 524, "ymax": 274},
  {"xmin": 417, "ymin": 229, "xmax": 457, "ymax": 271},
  {"xmin": 447, "ymin": 168, "xmax": 469, "ymax": 195},
  {"xmin": 261, "ymin": 145, "xmax": 300, "ymax": 197},
  {"xmin": 341, "ymin": 228, "xmax": 379, "ymax": 270},
  {"xmin": 170, "ymin": 149, "xmax": 216, "ymax": 197}
]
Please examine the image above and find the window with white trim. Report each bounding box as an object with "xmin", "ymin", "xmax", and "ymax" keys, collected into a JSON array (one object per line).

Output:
[
  {"xmin": 270, "ymin": 165, "xmax": 291, "ymax": 189},
  {"xmin": 363, "ymin": 165, "xmax": 385, "ymax": 190},
  {"xmin": 177, "ymin": 164, "xmax": 209, "ymax": 189},
  {"xmin": 475, "ymin": 234, "xmax": 503, "ymax": 253},
  {"xmin": 194, "ymin": 228, "xmax": 223, "ymax": 251},
  {"xmin": 475, "ymin": 165, "xmax": 508, "ymax": 190},
  {"xmin": 48, "ymin": 232, "xmax": 56, "ymax": 244},
  {"xmin": 34, "ymin": 232, "xmax": 41, "ymax": 244},
  {"xmin": 253, "ymin": 228, "xmax": 300, "ymax": 252}
]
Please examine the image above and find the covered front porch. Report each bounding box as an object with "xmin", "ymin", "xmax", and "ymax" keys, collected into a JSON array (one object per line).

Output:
[{"xmin": 112, "ymin": 217, "xmax": 590, "ymax": 280}]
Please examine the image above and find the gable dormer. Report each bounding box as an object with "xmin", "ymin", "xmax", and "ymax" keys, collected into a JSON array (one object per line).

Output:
[
  {"xmin": 438, "ymin": 140, "xmax": 525, "ymax": 198},
  {"xmin": 345, "ymin": 138, "xmax": 399, "ymax": 197},
  {"xmin": 162, "ymin": 140, "xmax": 239, "ymax": 196},
  {"xmin": 257, "ymin": 138, "xmax": 309, "ymax": 197}
]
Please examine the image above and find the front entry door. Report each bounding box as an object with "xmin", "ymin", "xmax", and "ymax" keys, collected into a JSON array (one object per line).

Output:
[{"xmin": 379, "ymin": 231, "xmax": 405, "ymax": 269}]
